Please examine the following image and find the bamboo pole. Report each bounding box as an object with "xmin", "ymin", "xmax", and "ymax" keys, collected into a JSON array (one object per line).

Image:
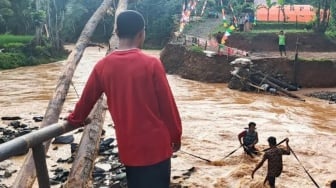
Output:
[
  {"xmin": 108, "ymin": 0, "xmax": 129, "ymax": 52},
  {"xmin": 12, "ymin": 1, "xmax": 114, "ymax": 187},
  {"xmin": 65, "ymin": 97, "xmax": 107, "ymax": 187}
]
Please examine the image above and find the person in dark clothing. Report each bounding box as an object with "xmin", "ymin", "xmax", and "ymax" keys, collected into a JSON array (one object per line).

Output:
[
  {"xmin": 252, "ymin": 137, "xmax": 290, "ymax": 188},
  {"xmin": 331, "ymin": 180, "xmax": 336, "ymax": 188},
  {"xmin": 238, "ymin": 122, "xmax": 259, "ymax": 157},
  {"xmin": 215, "ymin": 31, "xmax": 223, "ymax": 44},
  {"xmin": 238, "ymin": 16, "xmax": 244, "ymax": 32}
]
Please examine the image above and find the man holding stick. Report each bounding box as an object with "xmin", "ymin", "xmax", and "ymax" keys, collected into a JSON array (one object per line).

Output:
[{"xmin": 252, "ymin": 137, "xmax": 290, "ymax": 188}]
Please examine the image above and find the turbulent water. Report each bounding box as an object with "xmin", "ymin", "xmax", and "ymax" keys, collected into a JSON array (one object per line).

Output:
[{"xmin": 0, "ymin": 46, "xmax": 335, "ymax": 188}]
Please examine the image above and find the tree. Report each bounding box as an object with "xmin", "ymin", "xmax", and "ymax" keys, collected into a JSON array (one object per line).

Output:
[
  {"xmin": 61, "ymin": 0, "xmax": 114, "ymax": 43},
  {"xmin": 129, "ymin": 0, "xmax": 181, "ymax": 47},
  {"xmin": 314, "ymin": 0, "xmax": 331, "ymax": 33},
  {"xmin": 0, "ymin": 0, "xmax": 14, "ymax": 33},
  {"xmin": 46, "ymin": 0, "xmax": 68, "ymax": 51},
  {"xmin": 12, "ymin": 0, "xmax": 115, "ymax": 187},
  {"xmin": 265, "ymin": 0, "xmax": 276, "ymax": 21},
  {"xmin": 5, "ymin": 0, "xmax": 35, "ymax": 34},
  {"xmin": 278, "ymin": 0, "xmax": 286, "ymax": 22},
  {"xmin": 327, "ymin": 0, "xmax": 336, "ymax": 34}
]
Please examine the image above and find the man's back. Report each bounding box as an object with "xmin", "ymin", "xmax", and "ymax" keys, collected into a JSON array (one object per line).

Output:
[
  {"xmin": 95, "ymin": 49, "xmax": 181, "ymax": 166},
  {"xmin": 265, "ymin": 147, "xmax": 290, "ymax": 177},
  {"xmin": 69, "ymin": 48, "xmax": 181, "ymax": 166},
  {"xmin": 68, "ymin": 10, "xmax": 182, "ymax": 187}
]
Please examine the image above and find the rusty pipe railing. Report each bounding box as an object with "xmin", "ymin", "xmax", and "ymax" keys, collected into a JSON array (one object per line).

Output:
[
  {"xmin": 0, "ymin": 122, "xmax": 76, "ymax": 161},
  {"xmin": 0, "ymin": 122, "xmax": 77, "ymax": 187}
]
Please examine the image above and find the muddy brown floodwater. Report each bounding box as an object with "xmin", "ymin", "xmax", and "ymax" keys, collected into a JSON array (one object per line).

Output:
[{"xmin": 0, "ymin": 46, "xmax": 335, "ymax": 188}]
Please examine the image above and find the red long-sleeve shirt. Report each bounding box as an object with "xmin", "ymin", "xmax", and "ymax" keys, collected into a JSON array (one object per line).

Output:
[{"xmin": 67, "ymin": 49, "xmax": 182, "ymax": 166}]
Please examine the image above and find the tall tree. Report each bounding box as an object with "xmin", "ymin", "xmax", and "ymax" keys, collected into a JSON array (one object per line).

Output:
[
  {"xmin": 265, "ymin": 0, "xmax": 276, "ymax": 21},
  {"xmin": 0, "ymin": 0, "xmax": 14, "ymax": 33},
  {"xmin": 5, "ymin": 0, "xmax": 35, "ymax": 34},
  {"xmin": 315, "ymin": 0, "xmax": 331, "ymax": 33},
  {"xmin": 327, "ymin": 0, "xmax": 336, "ymax": 33},
  {"xmin": 61, "ymin": 0, "xmax": 113, "ymax": 43},
  {"xmin": 129, "ymin": 0, "xmax": 181, "ymax": 47},
  {"xmin": 47, "ymin": 0, "xmax": 68, "ymax": 51},
  {"xmin": 278, "ymin": 0, "xmax": 286, "ymax": 22}
]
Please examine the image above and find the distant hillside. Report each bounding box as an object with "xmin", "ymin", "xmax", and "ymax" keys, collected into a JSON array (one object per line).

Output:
[
  {"xmin": 181, "ymin": 15, "xmax": 336, "ymax": 53},
  {"xmin": 183, "ymin": 17, "xmax": 223, "ymax": 38}
]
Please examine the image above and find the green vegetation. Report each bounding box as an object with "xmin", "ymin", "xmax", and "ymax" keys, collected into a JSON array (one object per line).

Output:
[
  {"xmin": 0, "ymin": 34, "xmax": 66, "ymax": 70},
  {"xmin": 0, "ymin": 35, "xmax": 33, "ymax": 46},
  {"xmin": 189, "ymin": 46, "xmax": 205, "ymax": 54},
  {"xmin": 0, "ymin": 53, "xmax": 26, "ymax": 69},
  {"xmin": 212, "ymin": 23, "xmax": 312, "ymax": 36},
  {"xmin": 253, "ymin": 22, "xmax": 313, "ymax": 30},
  {"xmin": 0, "ymin": 0, "xmax": 335, "ymax": 69}
]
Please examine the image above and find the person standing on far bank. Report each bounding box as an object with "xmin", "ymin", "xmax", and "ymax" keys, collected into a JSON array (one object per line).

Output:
[
  {"xmin": 278, "ymin": 30, "xmax": 287, "ymax": 57},
  {"xmin": 67, "ymin": 10, "xmax": 182, "ymax": 188},
  {"xmin": 252, "ymin": 137, "xmax": 290, "ymax": 188}
]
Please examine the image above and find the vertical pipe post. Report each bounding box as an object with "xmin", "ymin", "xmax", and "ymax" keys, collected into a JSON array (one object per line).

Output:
[
  {"xmin": 32, "ymin": 143, "xmax": 50, "ymax": 188},
  {"xmin": 293, "ymin": 37, "xmax": 299, "ymax": 87}
]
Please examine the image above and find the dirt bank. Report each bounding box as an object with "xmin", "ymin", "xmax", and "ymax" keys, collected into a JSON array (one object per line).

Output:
[
  {"xmin": 226, "ymin": 32, "xmax": 336, "ymax": 52},
  {"xmin": 160, "ymin": 44, "xmax": 336, "ymax": 87}
]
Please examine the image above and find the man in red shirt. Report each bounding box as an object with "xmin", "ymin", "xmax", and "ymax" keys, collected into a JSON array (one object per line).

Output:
[{"xmin": 67, "ymin": 10, "xmax": 182, "ymax": 188}]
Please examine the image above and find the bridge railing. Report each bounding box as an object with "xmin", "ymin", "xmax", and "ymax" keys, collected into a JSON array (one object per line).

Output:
[
  {"xmin": 171, "ymin": 34, "xmax": 249, "ymax": 57},
  {"xmin": 0, "ymin": 122, "xmax": 76, "ymax": 188}
]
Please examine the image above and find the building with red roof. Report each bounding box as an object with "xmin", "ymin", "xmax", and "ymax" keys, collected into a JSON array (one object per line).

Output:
[{"xmin": 256, "ymin": 4, "xmax": 316, "ymax": 23}]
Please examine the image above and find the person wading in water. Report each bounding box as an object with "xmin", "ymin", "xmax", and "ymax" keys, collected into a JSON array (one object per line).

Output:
[
  {"xmin": 238, "ymin": 122, "xmax": 259, "ymax": 157},
  {"xmin": 251, "ymin": 137, "xmax": 290, "ymax": 188}
]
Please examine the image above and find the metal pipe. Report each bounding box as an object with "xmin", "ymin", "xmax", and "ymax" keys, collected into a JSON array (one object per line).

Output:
[
  {"xmin": 0, "ymin": 122, "xmax": 76, "ymax": 162},
  {"xmin": 32, "ymin": 143, "xmax": 50, "ymax": 188}
]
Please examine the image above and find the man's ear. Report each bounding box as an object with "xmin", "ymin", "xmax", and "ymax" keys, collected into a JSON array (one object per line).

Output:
[
  {"xmin": 138, "ymin": 30, "xmax": 144, "ymax": 38},
  {"xmin": 135, "ymin": 30, "xmax": 145, "ymax": 41}
]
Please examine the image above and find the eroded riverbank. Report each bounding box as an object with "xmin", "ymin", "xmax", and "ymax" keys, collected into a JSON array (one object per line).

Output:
[{"xmin": 0, "ymin": 46, "xmax": 335, "ymax": 187}]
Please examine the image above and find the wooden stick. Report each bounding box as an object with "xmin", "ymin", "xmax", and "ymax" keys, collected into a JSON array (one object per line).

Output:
[{"xmin": 12, "ymin": 1, "xmax": 114, "ymax": 187}]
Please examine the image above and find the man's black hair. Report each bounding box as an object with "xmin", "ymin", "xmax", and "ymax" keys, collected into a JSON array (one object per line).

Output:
[
  {"xmin": 268, "ymin": 136, "xmax": 277, "ymax": 146},
  {"xmin": 248, "ymin": 122, "xmax": 256, "ymax": 127},
  {"xmin": 116, "ymin": 10, "xmax": 145, "ymax": 39},
  {"xmin": 331, "ymin": 180, "xmax": 336, "ymax": 188}
]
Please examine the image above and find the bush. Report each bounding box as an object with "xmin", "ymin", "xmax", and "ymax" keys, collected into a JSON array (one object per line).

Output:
[
  {"xmin": 0, "ymin": 34, "xmax": 33, "ymax": 48},
  {"xmin": 0, "ymin": 34, "xmax": 67, "ymax": 70},
  {"xmin": 3, "ymin": 42, "xmax": 25, "ymax": 52},
  {"xmin": 254, "ymin": 22, "xmax": 311, "ymax": 30},
  {"xmin": 190, "ymin": 46, "xmax": 205, "ymax": 54},
  {"xmin": 34, "ymin": 45, "xmax": 51, "ymax": 57},
  {"xmin": 0, "ymin": 53, "xmax": 26, "ymax": 69},
  {"xmin": 326, "ymin": 30, "xmax": 336, "ymax": 41}
]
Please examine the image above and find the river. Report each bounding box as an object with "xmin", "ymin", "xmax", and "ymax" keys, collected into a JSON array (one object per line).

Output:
[{"xmin": 0, "ymin": 46, "xmax": 335, "ymax": 188}]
